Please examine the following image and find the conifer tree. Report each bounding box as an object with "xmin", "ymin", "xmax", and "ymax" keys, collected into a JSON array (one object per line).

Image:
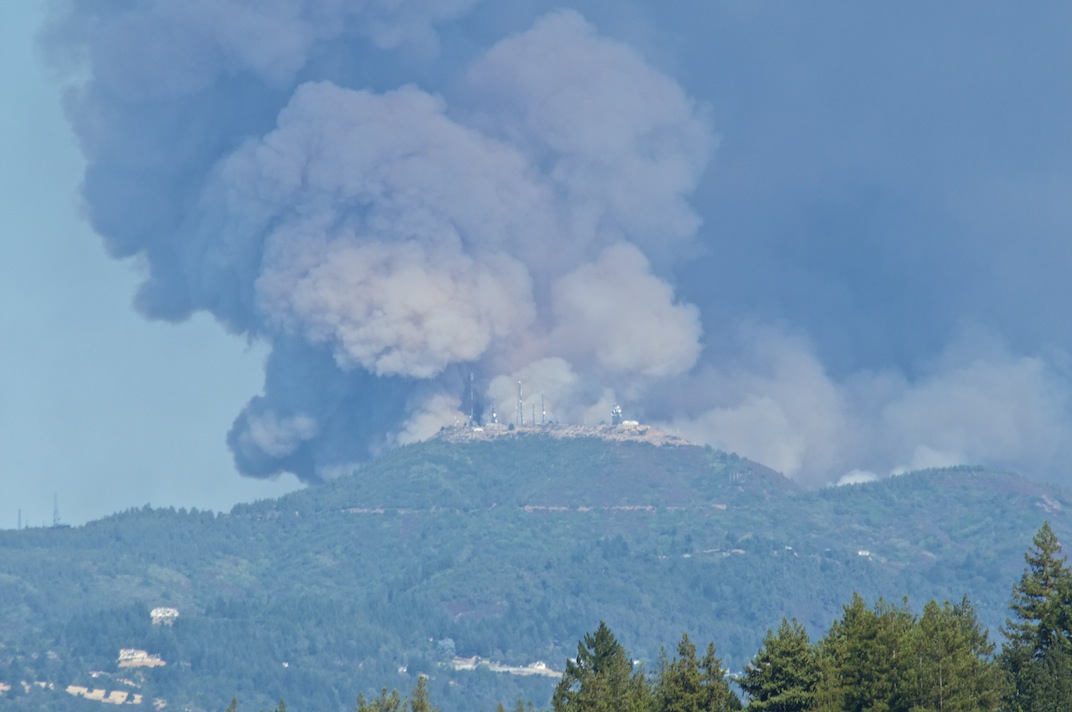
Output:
[
  {"xmin": 355, "ymin": 687, "xmax": 405, "ymax": 712},
  {"xmin": 1018, "ymin": 645, "xmax": 1072, "ymax": 712},
  {"xmin": 1001, "ymin": 522, "xmax": 1072, "ymax": 711},
  {"xmin": 1004, "ymin": 522, "xmax": 1072, "ymax": 657},
  {"xmin": 409, "ymin": 675, "xmax": 437, "ymax": 712},
  {"xmin": 909, "ymin": 598, "xmax": 1003, "ymax": 711},
  {"xmin": 501, "ymin": 700, "xmax": 535, "ymax": 712},
  {"xmin": 553, "ymin": 621, "xmax": 651, "ymax": 712},
  {"xmin": 654, "ymin": 633, "xmax": 739, "ymax": 711},
  {"xmin": 738, "ymin": 618, "xmax": 818, "ymax": 712},
  {"xmin": 814, "ymin": 594, "xmax": 914, "ymax": 712}
]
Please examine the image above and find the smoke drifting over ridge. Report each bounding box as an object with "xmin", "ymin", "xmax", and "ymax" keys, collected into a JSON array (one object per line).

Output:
[{"xmin": 47, "ymin": 1, "xmax": 1072, "ymax": 486}]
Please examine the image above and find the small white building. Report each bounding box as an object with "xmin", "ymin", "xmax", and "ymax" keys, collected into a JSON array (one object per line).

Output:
[
  {"xmin": 118, "ymin": 649, "xmax": 166, "ymax": 668},
  {"xmin": 150, "ymin": 607, "xmax": 180, "ymax": 625}
]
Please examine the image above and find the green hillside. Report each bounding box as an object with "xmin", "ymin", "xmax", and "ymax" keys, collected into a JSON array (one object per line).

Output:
[{"xmin": 0, "ymin": 435, "xmax": 1066, "ymax": 710}]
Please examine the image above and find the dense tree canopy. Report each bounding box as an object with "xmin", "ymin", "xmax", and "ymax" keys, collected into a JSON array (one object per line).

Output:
[
  {"xmin": 653, "ymin": 633, "xmax": 740, "ymax": 712},
  {"xmin": 212, "ymin": 523, "xmax": 1072, "ymax": 711},
  {"xmin": 909, "ymin": 598, "xmax": 1003, "ymax": 711},
  {"xmin": 739, "ymin": 618, "xmax": 817, "ymax": 712},
  {"xmin": 551, "ymin": 621, "xmax": 650, "ymax": 712}
]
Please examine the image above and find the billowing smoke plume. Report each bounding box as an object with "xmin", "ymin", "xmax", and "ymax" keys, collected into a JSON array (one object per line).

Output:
[
  {"xmin": 47, "ymin": 1, "xmax": 1072, "ymax": 485},
  {"xmin": 47, "ymin": 4, "xmax": 709, "ymax": 481}
]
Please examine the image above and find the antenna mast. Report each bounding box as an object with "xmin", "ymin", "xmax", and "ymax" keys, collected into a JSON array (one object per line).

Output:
[
  {"xmin": 516, "ymin": 381, "xmax": 524, "ymax": 426},
  {"xmin": 53, "ymin": 493, "xmax": 60, "ymax": 527},
  {"xmin": 469, "ymin": 371, "xmax": 475, "ymax": 423}
]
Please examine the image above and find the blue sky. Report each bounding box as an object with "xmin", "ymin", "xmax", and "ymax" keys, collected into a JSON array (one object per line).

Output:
[
  {"xmin": 5, "ymin": 2, "xmax": 1072, "ymax": 525},
  {"xmin": 0, "ymin": 3, "xmax": 300, "ymax": 527}
]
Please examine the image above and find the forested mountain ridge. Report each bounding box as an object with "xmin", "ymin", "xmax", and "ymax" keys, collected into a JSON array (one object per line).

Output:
[
  {"xmin": 259, "ymin": 433, "xmax": 796, "ymax": 512},
  {"xmin": 0, "ymin": 435, "xmax": 1067, "ymax": 710}
]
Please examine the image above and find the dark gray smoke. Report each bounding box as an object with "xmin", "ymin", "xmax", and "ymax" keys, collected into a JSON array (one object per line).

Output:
[{"xmin": 46, "ymin": 1, "xmax": 1072, "ymax": 486}]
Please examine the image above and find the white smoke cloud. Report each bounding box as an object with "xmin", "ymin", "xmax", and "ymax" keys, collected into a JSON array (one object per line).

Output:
[
  {"xmin": 669, "ymin": 328, "xmax": 853, "ymax": 481},
  {"xmin": 189, "ymin": 47, "xmax": 708, "ymax": 400},
  {"xmin": 195, "ymin": 81, "xmax": 552, "ymax": 311},
  {"xmin": 231, "ymin": 408, "xmax": 318, "ymax": 461},
  {"xmin": 877, "ymin": 348, "xmax": 1071, "ymax": 474},
  {"xmin": 467, "ymin": 10, "xmax": 714, "ymax": 263},
  {"xmin": 395, "ymin": 391, "xmax": 467, "ymax": 445},
  {"xmin": 667, "ymin": 327, "xmax": 1072, "ymax": 483},
  {"xmin": 550, "ymin": 243, "xmax": 701, "ymax": 380},
  {"xmin": 486, "ymin": 357, "xmax": 621, "ymax": 428},
  {"xmin": 836, "ymin": 470, "xmax": 880, "ymax": 486},
  {"xmin": 257, "ymin": 234, "xmax": 534, "ymax": 378}
]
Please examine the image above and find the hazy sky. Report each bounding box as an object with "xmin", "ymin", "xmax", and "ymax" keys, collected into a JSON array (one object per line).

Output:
[{"xmin": 5, "ymin": 2, "xmax": 1072, "ymax": 526}]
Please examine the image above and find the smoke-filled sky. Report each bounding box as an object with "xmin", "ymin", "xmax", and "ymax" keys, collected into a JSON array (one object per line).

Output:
[{"xmin": 5, "ymin": 2, "xmax": 1072, "ymax": 525}]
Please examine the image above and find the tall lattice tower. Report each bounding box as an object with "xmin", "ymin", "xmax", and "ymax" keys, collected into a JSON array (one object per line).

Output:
[{"xmin": 469, "ymin": 371, "xmax": 475, "ymax": 423}]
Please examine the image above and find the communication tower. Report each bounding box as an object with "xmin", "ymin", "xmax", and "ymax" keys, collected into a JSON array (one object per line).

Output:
[
  {"xmin": 469, "ymin": 371, "xmax": 475, "ymax": 423},
  {"xmin": 516, "ymin": 381, "xmax": 524, "ymax": 426}
]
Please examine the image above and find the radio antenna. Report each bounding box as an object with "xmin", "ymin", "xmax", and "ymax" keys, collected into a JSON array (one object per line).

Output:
[{"xmin": 469, "ymin": 371, "xmax": 475, "ymax": 423}]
